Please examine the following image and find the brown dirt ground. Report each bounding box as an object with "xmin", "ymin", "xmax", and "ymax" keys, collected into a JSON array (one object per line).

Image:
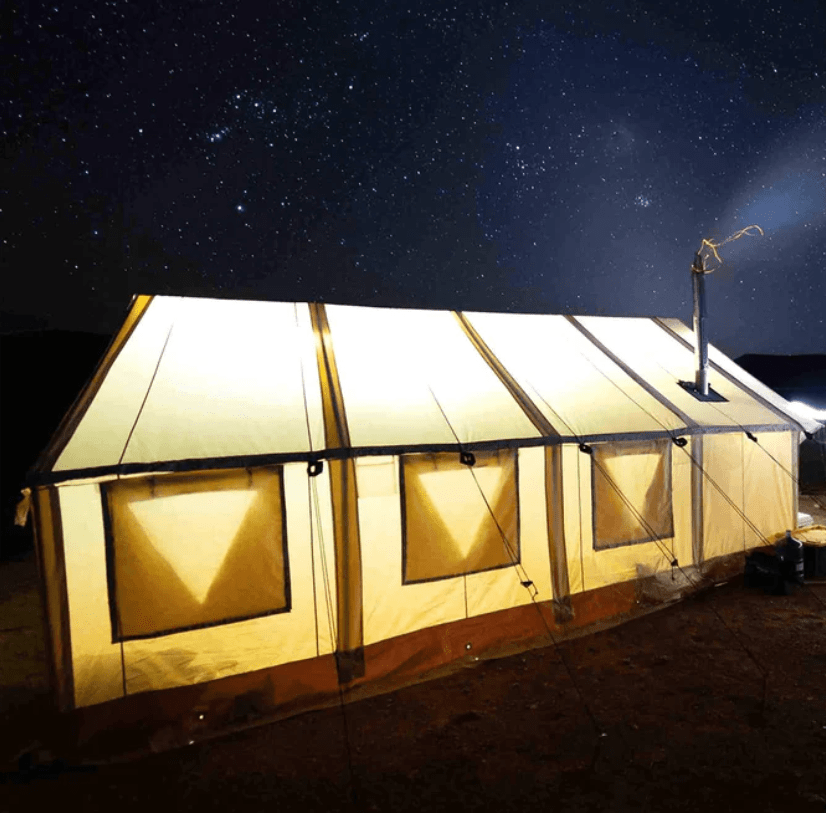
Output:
[{"xmin": 2, "ymin": 491, "xmax": 826, "ymax": 812}]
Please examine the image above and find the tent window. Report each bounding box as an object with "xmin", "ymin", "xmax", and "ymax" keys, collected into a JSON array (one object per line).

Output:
[
  {"xmin": 401, "ymin": 449, "xmax": 519, "ymax": 584},
  {"xmin": 102, "ymin": 467, "xmax": 290, "ymax": 642},
  {"xmin": 592, "ymin": 440, "xmax": 673, "ymax": 550}
]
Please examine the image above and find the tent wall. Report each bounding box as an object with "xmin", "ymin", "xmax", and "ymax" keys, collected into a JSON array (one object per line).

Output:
[
  {"xmin": 57, "ymin": 463, "xmax": 338, "ymax": 709},
  {"xmin": 701, "ymin": 430, "xmax": 795, "ymax": 563},
  {"xmin": 743, "ymin": 431, "xmax": 796, "ymax": 544},
  {"xmin": 35, "ymin": 428, "xmax": 802, "ymax": 758},
  {"xmin": 26, "ymin": 296, "xmax": 810, "ymax": 758},
  {"xmin": 702, "ymin": 433, "xmax": 746, "ymax": 561},
  {"xmin": 563, "ymin": 437, "xmax": 693, "ymax": 594},
  {"xmin": 56, "ymin": 448, "xmax": 554, "ymax": 707},
  {"xmin": 49, "ymin": 429, "xmax": 798, "ymax": 713},
  {"xmin": 358, "ymin": 446, "xmax": 552, "ymax": 647}
]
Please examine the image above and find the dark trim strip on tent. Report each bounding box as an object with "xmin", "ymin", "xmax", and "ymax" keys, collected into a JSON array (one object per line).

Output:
[
  {"xmin": 651, "ymin": 317, "xmax": 808, "ymax": 434},
  {"xmin": 454, "ymin": 311, "xmax": 559, "ymax": 437},
  {"xmin": 309, "ymin": 302, "xmax": 351, "ymax": 448},
  {"xmin": 29, "ymin": 489, "xmax": 60, "ymax": 705},
  {"xmin": 691, "ymin": 435, "xmax": 705, "ymax": 567},
  {"xmin": 29, "ymin": 422, "xmax": 797, "ymax": 487},
  {"xmin": 100, "ymin": 486, "xmax": 122, "ymax": 646},
  {"xmin": 308, "ymin": 303, "xmax": 365, "ymax": 683},
  {"xmin": 49, "ymin": 486, "xmax": 76, "ymax": 711},
  {"xmin": 545, "ymin": 446, "xmax": 572, "ymax": 620},
  {"xmin": 791, "ymin": 431, "xmax": 799, "ymax": 522},
  {"xmin": 33, "ymin": 295, "xmax": 155, "ymax": 474},
  {"xmin": 31, "ymin": 486, "xmax": 75, "ymax": 711},
  {"xmin": 565, "ymin": 315, "xmax": 698, "ymax": 429}
]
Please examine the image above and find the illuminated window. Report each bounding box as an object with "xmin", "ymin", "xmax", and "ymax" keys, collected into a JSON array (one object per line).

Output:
[
  {"xmin": 592, "ymin": 440, "xmax": 673, "ymax": 550},
  {"xmin": 401, "ymin": 449, "xmax": 519, "ymax": 584},
  {"xmin": 102, "ymin": 467, "xmax": 289, "ymax": 641}
]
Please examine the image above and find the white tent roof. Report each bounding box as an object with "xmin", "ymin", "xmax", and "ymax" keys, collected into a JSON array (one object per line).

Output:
[{"xmin": 35, "ymin": 295, "xmax": 818, "ymax": 483}]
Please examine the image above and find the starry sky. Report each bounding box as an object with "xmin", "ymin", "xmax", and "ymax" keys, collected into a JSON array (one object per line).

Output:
[{"xmin": 3, "ymin": 0, "xmax": 826, "ymax": 356}]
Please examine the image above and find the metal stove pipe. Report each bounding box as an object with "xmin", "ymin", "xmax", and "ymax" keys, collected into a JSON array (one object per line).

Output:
[{"xmin": 692, "ymin": 251, "xmax": 709, "ymax": 396}]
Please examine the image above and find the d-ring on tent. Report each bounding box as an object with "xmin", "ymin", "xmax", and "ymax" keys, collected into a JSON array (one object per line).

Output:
[{"xmin": 22, "ymin": 294, "xmax": 821, "ymax": 758}]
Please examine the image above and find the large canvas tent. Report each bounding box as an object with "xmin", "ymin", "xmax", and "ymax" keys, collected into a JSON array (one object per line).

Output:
[{"xmin": 24, "ymin": 294, "xmax": 821, "ymax": 758}]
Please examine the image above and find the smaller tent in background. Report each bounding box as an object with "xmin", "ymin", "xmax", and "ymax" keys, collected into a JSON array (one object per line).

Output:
[{"xmin": 22, "ymin": 294, "xmax": 821, "ymax": 760}]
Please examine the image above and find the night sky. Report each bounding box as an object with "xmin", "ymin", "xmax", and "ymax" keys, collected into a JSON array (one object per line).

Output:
[{"xmin": 3, "ymin": 1, "xmax": 825, "ymax": 356}]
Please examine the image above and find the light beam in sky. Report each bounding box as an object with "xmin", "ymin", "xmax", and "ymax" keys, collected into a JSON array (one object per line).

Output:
[
  {"xmin": 718, "ymin": 119, "xmax": 826, "ymax": 258},
  {"xmin": 731, "ymin": 172, "xmax": 824, "ymax": 233}
]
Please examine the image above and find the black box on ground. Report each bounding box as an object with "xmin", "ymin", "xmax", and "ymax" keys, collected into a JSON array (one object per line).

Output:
[{"xmin": 803, "ymin": 545, "xmax": 826, "ymax": 579}]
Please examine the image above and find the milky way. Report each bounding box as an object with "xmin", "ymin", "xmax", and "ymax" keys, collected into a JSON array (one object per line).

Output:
[{"xmin": 3, "ymin": 1, "xmax": 825, "ymax": 355}]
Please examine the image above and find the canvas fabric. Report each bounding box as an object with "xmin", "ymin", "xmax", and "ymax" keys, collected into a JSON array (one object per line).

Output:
[
  {"xmin": 103, "ymin": 468, "xmax": 289, "ymax": 640},
  {"xmin": 591, "ymin": 439, "xmax": 673, "ymax": 550},
  {"xmin": 401, "ymin": 449, "xmax": 519, "ymax": 583},
  {"xmin": 27, "ymin": 295, "xmax": 808, "ymax": 726}
]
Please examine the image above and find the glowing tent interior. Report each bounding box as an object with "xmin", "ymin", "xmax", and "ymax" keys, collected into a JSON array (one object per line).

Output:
[{"xmin": 24, "ymin": 294, "xmax": 821, "ymax": 758}]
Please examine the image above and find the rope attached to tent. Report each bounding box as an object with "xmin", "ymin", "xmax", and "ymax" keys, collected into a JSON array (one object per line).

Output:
[
  {"xmin": 117, "ymin": 322, "xmax": 175, "ymax": 468},
  {"xmin": 536, "ymin": 354, "xmax": 825, "ymax": 712},
  {"xmin": 309, "ymin": 474, "xmax": 359, "ymax": 803},
  {"xmin": 110, "ymin": 320, "xmax": 177, "ymax": 699},
  {"xmin": 529, "ymin": 384, "xmax": 684, "ymax": 573},
  {"xmin": 641, "ymin": 352, "xmax": 826, "ymax": 611},
  {"xmin": 589, "ymin": 443, "xmax": 772, "ymax": 708},
  {"xmin": 424, "ymin": 383, "xmax": 608, "ymax": 740},
  {"xmin": 295, "ymin": 304, "xmax": 359, "ymax": 804},
  {"xmin": 560, "ymin": 348, "xmax": 784, "ymax": 554},
  {"xmin": 644, "ymin": 341, "xmax": 805, "ymax": 489},
  {"xmin": 700, "ymin": 387, "xmax": 816, "ymax": 497},
  {"xmin": 524, "ymin": 380, "xmax": 774, "ymax": 706}
]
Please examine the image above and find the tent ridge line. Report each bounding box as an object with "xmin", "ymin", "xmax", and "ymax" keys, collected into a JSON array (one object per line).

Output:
[
  {"xmin": 453, "ymin": 311, "xmax": 559, "ymax": 438},
  {"xmin": 30, "ymin": 422, "xmax": 795, "ymax": 487},
  {"xmin": 565, "ymin": 315, "xmax": 698, "ymax": 429}
]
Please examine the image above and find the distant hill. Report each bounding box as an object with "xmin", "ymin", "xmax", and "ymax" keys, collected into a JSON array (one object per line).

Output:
[
  {"xmin": 1, "ymin": 330, "xmax": 110, "ymax": 557},
  {"xmin": 735, "ymin": 354, "xmax": 826, "ymax": 410},
  {"xmin": 0, "ymin": 312, "xmax": 50, "ymax": 334}
]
